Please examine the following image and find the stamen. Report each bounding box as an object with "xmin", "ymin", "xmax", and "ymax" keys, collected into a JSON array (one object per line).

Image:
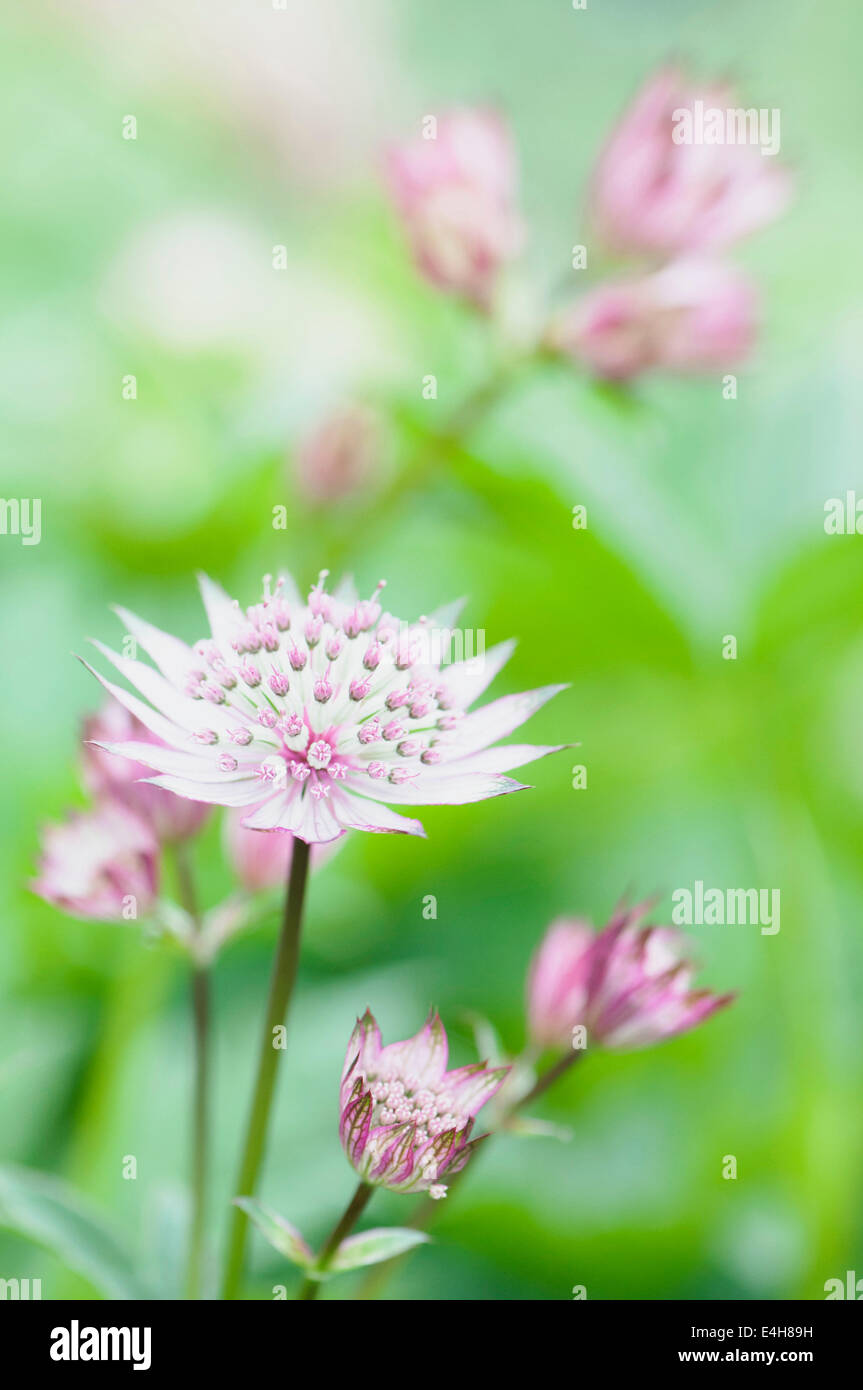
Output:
[{"xmin": 307, "ymin": 740, "xmax": 333, "ymax": 770}]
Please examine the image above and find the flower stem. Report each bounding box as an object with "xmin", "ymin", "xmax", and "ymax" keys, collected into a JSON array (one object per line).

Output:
[
  {"xmin": 511, "ymin": 1046, "xmax": 584, "ymax": 1113},
  {"xmin": 297, "ymin": 1181, "xmax": 374, "ymax": 1301},
  {"xmin": 186, "ymin": 963, "xmax": 209, "ymax": 1299},
  {"xmin": 221, "ymin": 838, "xmax": 311, "ymax": 1300},
  {"xmin": 173, "ymin": 843, "xmax": 210, "ymax": 1302}
]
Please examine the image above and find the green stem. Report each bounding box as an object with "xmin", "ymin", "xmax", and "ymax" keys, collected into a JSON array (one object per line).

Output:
[
  {"xmin": 511, "ymin": 1046, "xmax": 583, "ymax": 1113},
  {"xmin": 297, "ymin": 1182, "xmax": 374, "ymax": 1301},
  {"xmin": 221, "ymin": 838, "xmax": 312, "ymax": 1300},
  {"xmin": 186, "ymin": 963, "xmax": 209, "ymax": 1299},
  {"xmin": 174, "ymin": 843, "xmax": 210, "ymax": 1302}
]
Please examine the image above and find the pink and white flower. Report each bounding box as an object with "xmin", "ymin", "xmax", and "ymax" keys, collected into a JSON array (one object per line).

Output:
[
  {"xmin": 32, "ymin": 803, "xmax": 158, "ymax": 922},
  {"xmin": 547, "ymin": 259, "xmax": 757, "ymax": 380},
  {"xmin": 528, "ymin": 904, "xmax": 734, "ymax": 1051},
  {"xmin": 81, "ymin": 571, "xmax": 567, "ymax": 846},
  {"xmin": 339, "ymin": 1010, "xmax": 509, "ymax": 1196},
  {"xmin": 589, "ymin": 67, "xmax": 793, "ymax": 258},
  {"xmin": 82, "ymin": 700, "xmax": 211, "ymax": 844},
  {"xmin": 385, "ymin": 108, "xmax": 524, "ymax": 307}
]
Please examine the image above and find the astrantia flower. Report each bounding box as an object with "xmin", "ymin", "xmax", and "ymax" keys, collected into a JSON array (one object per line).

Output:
[
  {"xmin": 339, "ymin": 1010, "xmax": 509, "ymax": 1196},
  {"xmin": 33, "ymin": 803, "xmax": 158, "ymax": 921},
  {"xmin": 547, "ymin": 259, "xmax": 757, "ymax": 380},
  {"xmin": 589, "ymin": 67, "xmax": 793, "ymax": 258},
  {"xmin": 82, "ymin": 571, "xmax": 566, "ymax": 845},
  {"xmin": 528, "ymin": 904, "xmax": 734, "ymax": 1051},
  {"xmin": 83, "ymin": 700, "xmax": 211, "ymax": 844},
  {"xmin": 385, "ymin": 108, "xmax": 524, "ymax": 307}
]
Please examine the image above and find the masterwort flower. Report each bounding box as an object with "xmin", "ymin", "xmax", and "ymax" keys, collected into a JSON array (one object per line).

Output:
[
  {"xmin": 33, "ymin": 803, "xmax": 158, "ymax": 922},
  {"xmin": 339, "ymin": 1010, "xmax": 509, "ymax": 1197},
  {"xmin": 548, "ymin": 259, "xmax": 757, "ymax": 380},
  {"xmin": 589, "ymin": 67, "xmax": 793, "ymax": 258},
  {"xmin": 82, "ymin": 571, "xmax": 566, "ymax": 845},
  {"xmin": 528, "ymin": 903, "xmax": 734, "ymax": 1051},
  {"xmin": 385, "ymin": 108, "xmax": 524, "ymax": 307}
]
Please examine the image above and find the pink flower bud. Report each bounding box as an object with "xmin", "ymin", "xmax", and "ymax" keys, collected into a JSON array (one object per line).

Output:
[
  {"xmin": 527, "ymin": 904, "xmax": 734, "ymax": 1052},
  {"xmin": 385, "ymin": 109, "xmax": 524, "ymax": 308},
  {"xmin": 32, "ymin": 803, "xmax": 158, "ymax": 922},
  {"xmin": 589, "ymin": 67, "xmax": 793, "ymax": 257},
  {"xmin": 295, "ymin": 404, "xmax": 381, "ymax": 504},
  {"xmin": 548, "ymin": 259, "xmax": 757, "ymax": 380},
  {"xmin": 339, "ymin": 1010, "xmax": 509, "ymax": 1194}
]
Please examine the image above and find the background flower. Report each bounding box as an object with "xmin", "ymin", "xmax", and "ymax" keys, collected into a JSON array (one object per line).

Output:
[
  {"xmin": 385, "ymin": 108, "xmax": 524, "ymax": 307},
  {"xmin": 548, "ymin": 260, "xmax": 757, "ymax": 380},
  {"xmin": 528, "ymin": 906, "xmax": 734, "ymax": 1052},
  {"xmin": 32, "ymin": 804, "xmax": 159, "ymax": 922},
  {"xmin": 588, "ymin": 67, "xmax": 793, "ymax": 257},
  {"xmin": 294, "ymin": 404, "xmax": 384, "ymax": 505}
]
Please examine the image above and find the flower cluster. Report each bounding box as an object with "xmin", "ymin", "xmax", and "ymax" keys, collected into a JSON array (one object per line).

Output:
[
  {"xmin": 82, "ymin": 570, "xmax": 566, "ymax": 845},
  {"xmin": 386, "ymin": 69, "xmax": 792, "ymax": 381},
  {"xmin": 339, "ymin": 1010, "xmax": 509, "ymax": 1197},
  {"xmin": 527, "ymin": 902, "xmax": 734, "ymax": 1052}
]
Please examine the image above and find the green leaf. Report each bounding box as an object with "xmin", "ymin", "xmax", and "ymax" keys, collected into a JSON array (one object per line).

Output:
[
  {"xmin": 233, "ymin": 1197, "xmax": 314, "ymax": 1269},
  {"xmin": 0, "ymin": 1164, "xmax": 150, "ymax": 1299},
  {"xmin": 329, "ymin": 1227, "xmax": 431, "ymax": 1273}
]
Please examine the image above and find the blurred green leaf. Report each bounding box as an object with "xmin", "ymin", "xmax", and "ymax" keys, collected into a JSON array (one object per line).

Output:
[{"xmin": 0, "ymin": 1165, "xmax": 150, "ymax": 1299}]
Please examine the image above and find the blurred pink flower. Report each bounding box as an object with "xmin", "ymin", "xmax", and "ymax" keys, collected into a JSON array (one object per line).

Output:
[
  {"xmin": 83, "ymin": 701, "xmax": 211, "ymax": 844},
  {"xmin": 548, "ymin": 259, "xmax": 757, "ymax": 380},
  {"xmin": 33, "ymin": 803, "xmax": 158, "ymax": 922},
  {"xmin": 385, "ymin": 109, "xmax": 524, "ymax": 307},
  {"xmin": 223, "ymin": 809, "xmax": 337, "ymax": 892},
  {"xmin": 589, "ymin": 68, "xmax": 793, "ymax": 257},
  {"xmin": 82, "ymin": 571, "xmax": 567, "ymax": 846},
  {"xmin": 295, "ymin": 405, "xmax": 381, "ymax": 504},
  {"xmin": 527, "ymin": 904, "xmax": 734, "ymax": 1051},
  {"xmin": 339, "ymin": 1009, "xmax": 509, "ymax": 1196}
]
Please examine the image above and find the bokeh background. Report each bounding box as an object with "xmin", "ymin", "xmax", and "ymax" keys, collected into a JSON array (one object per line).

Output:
[{"xmin": 2, "ymin": 0, "xmax": 862, "ymax": 1300}]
